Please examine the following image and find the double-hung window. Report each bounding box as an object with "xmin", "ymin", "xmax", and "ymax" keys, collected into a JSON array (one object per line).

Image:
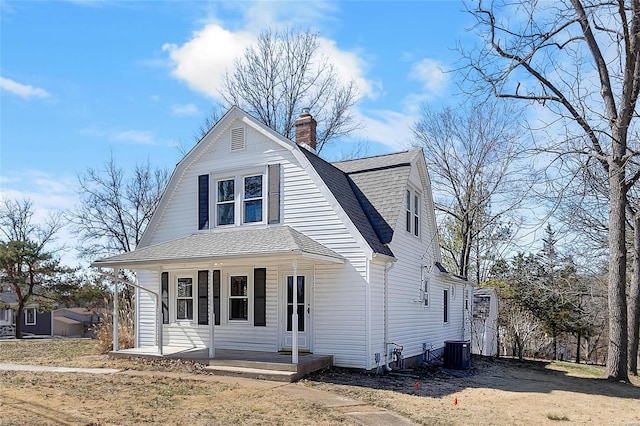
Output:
[
  {"xmin": 243, "ymin": 175, "xmax": 263, "ymax": 223},
  {"xmin": 229, "ymin": 275, "xmax": 248, "ymax": 321},
  {"xmin": 217, "ymin": 179, "xmax": 235, "ymax": 226},
  {"xmin": 406, "ymin": 188, "xmax": 421, "ymax": 237},
  {"xmin": 25, "ymin": 307, "xmax": 36, "ymax": 325},
  {"xmin": 406, "ymin": 190, "xmax": 412, "ymax": 233},
  {"xmin": 176, "ymin": 277, "xmax": 194, "ymax": 321},
  {"xmin": 413, "ymin": 194, "xmax": 420, "ymax": 237}
]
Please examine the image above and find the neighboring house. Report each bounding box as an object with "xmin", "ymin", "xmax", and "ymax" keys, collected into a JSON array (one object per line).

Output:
[
  {"xmin": 93, "ymin": 106, "xmax": 470, "ymax": 370},
  {"xmin": 0, "ymin": 292, "xmax": 52, "ymax": 337},
  {"xmin": 53, "ymin": 307, "xmax": 101, "ymax": 337},
  {"xmin": 470, "ymin": 287, "xmax": 499, "ymax": 356}
]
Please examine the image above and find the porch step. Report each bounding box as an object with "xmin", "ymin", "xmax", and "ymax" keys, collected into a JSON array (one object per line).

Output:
[
  {"xmin": 204, "ymin": 365, "xmax": 298, "ymax": 382},
  {"xmin": 209, "ymin": 359, "xmax": 298, "ymax": 372}
]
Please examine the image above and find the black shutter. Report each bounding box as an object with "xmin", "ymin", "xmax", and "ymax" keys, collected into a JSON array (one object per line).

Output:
[
  {"xmin": 198, "ymin": 174, "xmax": 209, "ymax": 230},
  {"xmin": 198, "ymin": 270, "xmax": 208, "ymax": 325},
  {"xmin": 161, "ymin": 272, "xmax": 169, "ymax": 324},
  {"xmin": 254, "ymin": 268, "xmax": 267, "ymax": 326},
  {"xmin": 212, "ymin": 270, "xmax": 221, "ymax": 326},
  {"xmin": 268, "ymin": 164, "xmax": 280, "ymax": 224}
]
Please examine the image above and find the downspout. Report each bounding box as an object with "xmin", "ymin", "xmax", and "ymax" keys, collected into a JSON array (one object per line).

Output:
[
  {"xmin": 383, "ymin": 260, "xmax": 396, "ymax": 371},
  {"xmin": 97, "ymin": 268, "xmax": 163, "ymax": 355}
]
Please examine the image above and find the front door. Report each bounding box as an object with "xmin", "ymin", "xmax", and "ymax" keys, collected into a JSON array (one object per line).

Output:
[{"xmin": 282, "ymin": 274, "xmax": 310, "ymax": 350}]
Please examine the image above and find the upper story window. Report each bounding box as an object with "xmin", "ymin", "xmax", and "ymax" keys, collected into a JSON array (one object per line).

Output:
[
  {"xmin": 214, "ymin": 174, "xmax": 264, "ymax": 227},
  {"xmin": 406, "ymin": 188, "xmax": 421, "ymax": 237},
  {"xmin": 406, "ymin": 190, "xmax": 411, "ymax": 233},
  {"xmin": 217, "ymin": 179, "xmax": 235, "ymax": 226},
  {"xmin": 243, "ymin": 175, "xmax": 263, "ymax": 223},
  {"xmin": 413, "ymin": 194, "xmax": 420, "ymax": 237},
  {"xmin": 199, "ymin": 164, "xmax": 280, "ymax": 230}
]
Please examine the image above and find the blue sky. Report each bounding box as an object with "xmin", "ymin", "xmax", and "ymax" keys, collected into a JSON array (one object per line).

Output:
[{"xmin": 1, "ymin": 0, "xmax": 476, "ymax": 266}]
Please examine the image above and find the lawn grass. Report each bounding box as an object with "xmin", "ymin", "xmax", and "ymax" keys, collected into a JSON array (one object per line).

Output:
[{"xmin": 1, "ymin": 339, "xmax": 639, "ymax": 426}]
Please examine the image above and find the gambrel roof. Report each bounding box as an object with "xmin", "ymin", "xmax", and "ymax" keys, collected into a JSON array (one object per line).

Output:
[
  {"xmin": 113, "ymin": 107, "xmax": 433, "ymax": 267},
  {"xmin": 333, "ymin": 150, "xmax": 422, "ymax": 245},
  {"xmin": 300, "ymin": 149, "xmax": 394, "ymax": 257}
]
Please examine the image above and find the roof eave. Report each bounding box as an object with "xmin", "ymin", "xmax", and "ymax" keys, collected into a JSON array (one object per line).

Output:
[{"xmin": 91, "ymin": 249, "xmax": 344, "ymax": 270}]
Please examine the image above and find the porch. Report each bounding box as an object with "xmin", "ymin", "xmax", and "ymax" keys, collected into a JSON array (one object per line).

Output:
[{"xmin": 109, "ymin": 346, "xmax": 333, "ymax": 382}]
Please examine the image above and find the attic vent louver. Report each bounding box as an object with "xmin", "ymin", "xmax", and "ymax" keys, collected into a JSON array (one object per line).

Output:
[{"xmin": 230, "ymin": 127, "xmax": 245, "ymax": 151}]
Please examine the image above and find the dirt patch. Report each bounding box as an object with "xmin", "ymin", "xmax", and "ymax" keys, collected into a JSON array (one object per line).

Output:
[
  {"xmin": 305, "ymin": 357, "xmax": 640, "ymax": 425},
  {"xmin": 1, "ymin": 339, "xmax": 639, "ymax": 425}
]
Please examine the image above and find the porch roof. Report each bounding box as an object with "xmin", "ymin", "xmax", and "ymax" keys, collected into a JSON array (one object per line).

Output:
[{"xmin": 91, "ymin": 226, "xmax": 344, "ymax": 268}]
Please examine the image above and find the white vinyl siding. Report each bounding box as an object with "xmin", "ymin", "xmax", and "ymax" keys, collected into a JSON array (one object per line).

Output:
[{"xmin": 384, "ymin": 162, "xmax": 465, "ymax": 363}]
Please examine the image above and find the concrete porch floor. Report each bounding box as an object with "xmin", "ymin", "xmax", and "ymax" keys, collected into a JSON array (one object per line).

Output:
[{"xmin": 109, "ymin": 347, "xmax": 333, "ymax": 382}]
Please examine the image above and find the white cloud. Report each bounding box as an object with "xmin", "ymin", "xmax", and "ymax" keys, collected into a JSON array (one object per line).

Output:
[
  {"xmin": 353, "ymin": 108, "xmax": 415, "ymax": 151},
  {"xmin": 408, "ymin": 58, "xmax": 449, "ymax": 98},
  {"xmin": 0, "ymin": 77, "xmax": 50, "ymax": 99},
  {"xmin": 111, "ymin": 129, "xmax": 156, "ymax": 145},
  {"xmin": 163, "ymin": 24, "xmax": 255, "ymax": 98},
  {"xmin": 172, "ymin": 103, "xmax": 199, "ymax": 116},
  {"xmin": 317, "ymin": 37, "xmax": 373, "ymax": 99},
  {"xmin": 163, "ymin": 2, "xmax": 372, "ymax": 101}
]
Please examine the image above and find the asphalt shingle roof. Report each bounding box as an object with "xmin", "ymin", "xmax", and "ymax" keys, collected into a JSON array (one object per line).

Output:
[
  {"xmin": 92, "ymin": 226, "xmax": 344, "ymax": 267},
  {"xmin": 332, "ymin": 150, "xmax": 422, "ymax": 245},
  {"xmin": 300, "ymin": 148, "xmax": 395, "ymax": 257}
]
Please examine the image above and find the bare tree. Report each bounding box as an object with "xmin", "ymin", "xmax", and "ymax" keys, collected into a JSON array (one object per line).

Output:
[
  {"xmin": 463, "ymin": 0, "xmax": 640, "ymax": 381},
  {"xmin": 412, "ymin": 100, "xmax": 530, "ymax": 282},
  {"xmin": 220, "ymin": 28, "xmax": 360, "ymax": 154},
  {"xmin": 0, "ymin": 198, "xmax": 73, "ymax": 338},
  {"xmin": 70, "ymin": 156, "xmax": 168, "ymax": 260}
]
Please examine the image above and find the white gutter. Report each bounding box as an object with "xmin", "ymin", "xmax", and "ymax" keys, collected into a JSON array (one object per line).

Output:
[{"xmin": 97, "ymin": 268, "xmax": 163, "ymax": 355}]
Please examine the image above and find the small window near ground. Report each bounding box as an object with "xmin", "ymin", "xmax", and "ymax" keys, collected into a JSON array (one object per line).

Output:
[
  {"xmin": 229, "ymin": 275, "xmax": 248, "ymax": 321},
  {"xmin": 443, "ymin": 289, "xmax": 449, "ymax": 323},
  {"xmin": 176, "ymin": 277, "xmax": 194, "ymax": 321},
  {"xmin": 25, "ymin": 307, "xmax": 36, "ymax": 325}
]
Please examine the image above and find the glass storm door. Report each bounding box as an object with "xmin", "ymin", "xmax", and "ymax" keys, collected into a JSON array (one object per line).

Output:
[{"xmin": 283, "ymin": 275, "xmax": 309, "ymax": 350}]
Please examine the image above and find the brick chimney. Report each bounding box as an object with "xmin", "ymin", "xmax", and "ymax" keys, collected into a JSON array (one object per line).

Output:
[{"xmin": 294, "ymin": 108, "xmax": 317, "ymax": 151}]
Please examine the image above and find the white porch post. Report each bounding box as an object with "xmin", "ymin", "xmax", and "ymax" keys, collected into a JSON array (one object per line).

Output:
[
  {"xmin": 209, "ymin": 269, "xmax": 215, "ymax": 358},
  {"xmin": 157, "ymin": 292, "xmax": 163, "ymax": 355},
  {"xmin": 113, "ymin": 277, "xmax": 119, "ymax": 352},
  {"xmin": 292, "ymin": 260, "xmax": 299, "ymax": 364}
]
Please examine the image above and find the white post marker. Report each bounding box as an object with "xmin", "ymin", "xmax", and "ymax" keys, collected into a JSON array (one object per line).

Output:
[
  {"xmin": 209, "ymin": 269, "xmax": 215, "ymax": 359},
  {"xmin": 113, "ymin": 277, "xmax": 119, "ymax": 352}
]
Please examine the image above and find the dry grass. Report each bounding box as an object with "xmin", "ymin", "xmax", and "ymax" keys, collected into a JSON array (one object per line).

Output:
[{"xmin": 1, "ymin": 339, "xmax": 639, "ymax": 425}]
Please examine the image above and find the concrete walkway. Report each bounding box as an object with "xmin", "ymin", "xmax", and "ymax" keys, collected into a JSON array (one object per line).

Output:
[{"xmin": 0, "ymin": 363, "xmax": 416, "ymax": 425}]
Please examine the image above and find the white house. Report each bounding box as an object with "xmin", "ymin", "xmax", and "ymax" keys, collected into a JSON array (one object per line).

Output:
[{"xmin": 93, "ymin": 106, "xmax": 469, "ymax": 370}]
